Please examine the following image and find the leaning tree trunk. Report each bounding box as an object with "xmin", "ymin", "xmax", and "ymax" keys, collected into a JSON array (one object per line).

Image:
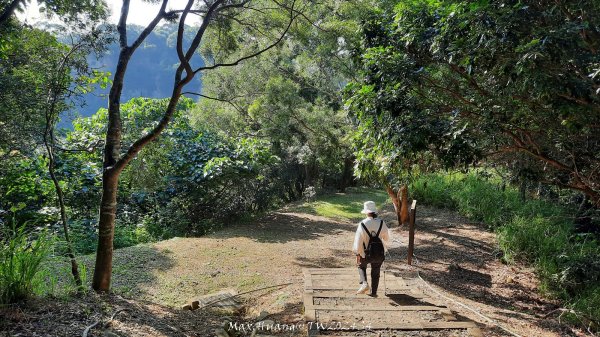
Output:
[
  {"xmin": 385, "ymin": 183, "xmax": 410, "ymax": 226},
  {"xmin": 44, "ymin": 131, "xmax": 82, "ymax": 288},
  {"xmin": 385, "ymin": 184, "xmax": 402, "ymax": 226},
  {"xmin": 400, "ymin": 185, "xmax": 409, "ymax": 225}
]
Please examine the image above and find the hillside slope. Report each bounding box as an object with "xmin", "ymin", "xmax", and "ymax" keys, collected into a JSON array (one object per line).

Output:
[{"xmin": 1, "ymin": 189, "xmax": 582, "ymax": 337}]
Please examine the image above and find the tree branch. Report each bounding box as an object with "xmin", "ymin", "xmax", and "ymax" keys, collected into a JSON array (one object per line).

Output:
[
  {"xmin": 117, "ymin": 0, "xmax": 131, "ymax": 49},
  {"xmin": 182, "ymin": 91, "xmax": 244, "ymax": 113},
  {"xmin": 193, "ymin": 0, "xmax": 300, "ymax": 73},
  {"xmin": 503, "ymin": 129, "xmax": 573, "ymax": 172},
  {"xmin": 175, "ymin": 0, "xmax": 196, "ymax": 79},
  {"xmin": 113, "ymin": 1, "xmax": 225, "ymax": 173},
  {"xmin": 175, "ymin": 0, "xmax": 226, "ymax": 85},
  {"xmin": 129, "ymin": 0, "xmax": 169, "ymax": 51}
]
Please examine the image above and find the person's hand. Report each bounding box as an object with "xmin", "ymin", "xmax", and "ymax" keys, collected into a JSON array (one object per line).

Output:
[{"xmin": 356, "ymin": 255, "xmax": 361, "ymax": 265}]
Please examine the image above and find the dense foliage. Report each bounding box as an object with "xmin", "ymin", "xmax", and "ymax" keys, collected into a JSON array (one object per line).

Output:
[
  {"xmin": 347, "ymin": 0, "xmax": 600, "ymax": 206},
  {"xmin": 191, "ymin": 0, "xmax": 373, "ymax": 196},
  {"xmin": 1, "ymin": 97, "xmax": 287, "ymax": 254},
  {"xmin": 346, "ymin": 0, "xmax": 600, "ymax": 329}
]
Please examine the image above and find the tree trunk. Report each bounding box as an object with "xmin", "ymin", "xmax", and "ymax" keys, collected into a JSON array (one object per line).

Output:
[
  {"xmin": 385, "ymin": 184, "xmax": 402, "ymax": 227},
  {"xmin": 338, "ymin": 156, "xmax": 355, "ymax": 192},
  {"xmin": 92, "ymin": 170, "xmax": 119, "ymax": 291},
  {"xmin": 90, "ymin": 0, "xmax": 296, "ymax": 292},
  {"xmin": 400, "ymin": 185, "xmax": 409, "ymax": 225},
  {"xmin": 91, "ymin": 26, "xmax": 131, "ymax": 292},
  {"xmin": 44, "ymin": 132, "xmax": 82, "ymax": 288},
  {"xmin": 519, "ymin": 179, "xmax": 527, "ymax": 202}
]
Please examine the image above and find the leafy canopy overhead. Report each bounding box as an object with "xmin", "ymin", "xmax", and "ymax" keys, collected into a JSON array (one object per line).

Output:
[{"xmin": 347, "ymin": 0, "xmax": 600, "ymax": 203}]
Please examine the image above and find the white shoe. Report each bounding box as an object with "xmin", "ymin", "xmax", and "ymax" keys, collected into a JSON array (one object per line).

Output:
[{"xmin": 356, "ymin": 283, "xmax": 370, "ymax": 294}]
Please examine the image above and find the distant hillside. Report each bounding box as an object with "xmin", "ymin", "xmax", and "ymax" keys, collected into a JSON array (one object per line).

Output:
[{"xmin": 38, "ymin": 22, "xmax": 204, "ymax": 124}]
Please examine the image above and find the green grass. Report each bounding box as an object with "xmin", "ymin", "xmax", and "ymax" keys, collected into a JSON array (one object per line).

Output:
[
  {"xmin": 289, "ymin": 187, "xmax": 389, "ymax": 221},
  {"xmin": 411, "ymin": 171, "xmax": 600, "ymax": 329},
  {"xmin": 0, "ymin": 227, "xmax": 53, "ymax": 304}
]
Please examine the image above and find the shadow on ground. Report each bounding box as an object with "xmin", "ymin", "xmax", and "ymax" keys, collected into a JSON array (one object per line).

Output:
[
  {"xmin": 73, "ymin": 245, "xmax": 176, "ymax": 300},
  {"xmin": 217, "ymin": 211, "xmax": 356, "ymax": 244},
  {"xmin": 293, "ymin": 248, "xmax": 350, "ymax": 269},
  {"xmin": 384, "ymin": 204, "xmax": 569, "ymax": 336},
  {"xmin": 0, "ymin": 292, "xmax": 224, "ymax": 337}
]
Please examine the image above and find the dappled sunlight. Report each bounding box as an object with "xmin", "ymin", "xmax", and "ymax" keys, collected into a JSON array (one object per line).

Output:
[{"xmin": 286, "ymin": 187, "xmax": 390, "ymax": 222}]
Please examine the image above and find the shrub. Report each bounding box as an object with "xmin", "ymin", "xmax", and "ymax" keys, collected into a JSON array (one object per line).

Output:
[
  {"xmin": 0, "ymin": 225, "xmax": 53, "ymax": 304},
  {"xmin": 498, "ymin": 216, "xmax": 571, "ymax": 264},
  {"xmin": 411, "ymin": 171, "xmax": 600, "ymax": 328}
]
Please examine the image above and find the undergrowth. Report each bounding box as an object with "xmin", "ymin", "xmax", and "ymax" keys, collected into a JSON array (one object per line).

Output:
[
  {"xmin": 0, "ymin": 225, "xmax": 53, "ymax": 304},
  {"xmin": 410, "ymin": 171, "xmax": 600, "ymax": 330}
]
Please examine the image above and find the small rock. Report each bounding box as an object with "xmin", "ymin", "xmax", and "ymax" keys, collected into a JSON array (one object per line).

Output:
[
  {"xmin": 256, "ymin": 310, "xmax": 269, "ymax": 321},
  {"xmin": 181, "ymin": 304, "xmax": 192, "ymax": 310}
]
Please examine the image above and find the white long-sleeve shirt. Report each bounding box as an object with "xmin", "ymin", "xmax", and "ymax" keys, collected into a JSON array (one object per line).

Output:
[{"xmin": 352, "ymin": 217, "xmax": 390, "ymax": 258}]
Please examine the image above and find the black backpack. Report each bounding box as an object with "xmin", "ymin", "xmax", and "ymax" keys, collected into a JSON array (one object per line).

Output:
[{"xmin": 361, "ymin": 220, "xmax": 385, "ymax": 262}]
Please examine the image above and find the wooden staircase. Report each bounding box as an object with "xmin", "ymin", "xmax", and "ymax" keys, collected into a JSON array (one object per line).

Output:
[{"xmin": 303, "ymin": 268, "xmax": 483, "ymax": 336}]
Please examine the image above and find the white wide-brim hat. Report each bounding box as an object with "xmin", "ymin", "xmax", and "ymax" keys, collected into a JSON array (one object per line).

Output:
[{"xmin": 360, "ymin": 201, "xmax": 377, "ymax": 214}]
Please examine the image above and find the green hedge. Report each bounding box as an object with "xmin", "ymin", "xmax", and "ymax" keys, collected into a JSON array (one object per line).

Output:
[{"xmin": 410, "ymin": 172, "xmax": 600, "ymax": 328}]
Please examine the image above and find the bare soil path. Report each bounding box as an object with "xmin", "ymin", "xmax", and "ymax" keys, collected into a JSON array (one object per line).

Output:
[{"xmin": 0, "ymin": 192, "xmax": 587, "ymax": 336}]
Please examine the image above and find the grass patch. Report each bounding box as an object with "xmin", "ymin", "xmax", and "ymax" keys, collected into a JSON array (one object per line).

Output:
[
  {"xmin": 289, "ymin": 187, "xmax": 389, "ymax": 221},
  {"xmin": 411, "ymin": 171, "xmax": 600, "ymax": 329},
  {"xmin": 0, "ymin": 227, "xmax": 53, "ymax": 304}
]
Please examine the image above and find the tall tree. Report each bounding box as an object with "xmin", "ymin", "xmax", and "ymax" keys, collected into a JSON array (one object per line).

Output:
[
  {"xmin": 93, "ymin": 0, "xmax": 301, "ymax": 292},
  {"xmin": 191, "ymin": 0, "xmax": 380, "ymax": 195},
  {"xmin": 348, "ymin": 0, "xmax": 600, "ymax": 206},
  {"xmin": 41, "ymin": 27, "xmax": 111, "ymax": 287}
]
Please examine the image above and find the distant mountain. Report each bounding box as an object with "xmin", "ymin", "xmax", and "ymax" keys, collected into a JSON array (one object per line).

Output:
[{"xmin": 38, "ymin": 22, "xmax": 204, "ymax": 125}]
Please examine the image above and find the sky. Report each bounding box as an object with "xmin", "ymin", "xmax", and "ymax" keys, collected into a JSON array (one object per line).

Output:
[{"xmin": 18, "ymin": 0, "xmax": 201, "ymax": 26}]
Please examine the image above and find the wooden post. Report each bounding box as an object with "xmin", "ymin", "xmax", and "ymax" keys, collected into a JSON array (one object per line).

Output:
[{"xmin": 407, "ymin": 200, "xmax": 417, "ymax": 265}]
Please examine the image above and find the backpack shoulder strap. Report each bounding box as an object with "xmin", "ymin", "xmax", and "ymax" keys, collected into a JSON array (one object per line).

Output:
[
  {"xmin": 361, "ymin": 222, "xmax": 373, "ymax": 238},
  {"xmin": 375, "ymin": 220, "xmax": 383, "ymax": 237},
  {"xmin": 360, "ymin": 222, "xmax": 371, "ymax": 252}
]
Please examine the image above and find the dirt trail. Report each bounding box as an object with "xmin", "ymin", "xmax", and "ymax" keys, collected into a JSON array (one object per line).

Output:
[
  {"xmin": 121, "ymin": 202, "xmax": 574, "ymax": 336},
  {"xmin": 1, "ymin": 202, "xmax": 583, "ymax": 336}
]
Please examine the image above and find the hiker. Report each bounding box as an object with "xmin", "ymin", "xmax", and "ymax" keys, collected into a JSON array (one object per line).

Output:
[{"xmin": 353, "ymin": 201, "xmax": 390, "ymax": 297}]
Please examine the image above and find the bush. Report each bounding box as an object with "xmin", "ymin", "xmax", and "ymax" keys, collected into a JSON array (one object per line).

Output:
[
  {"xmin": 498, "ymin": 216, "xmax": 571, "ymax": 264},
  {"xmin": 411, "ymin": 171, "xmax": 600, "ymax": 328},
  {"xmin": 0, "ymin": 225, "xmax": 53, "ymax": 304}
]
